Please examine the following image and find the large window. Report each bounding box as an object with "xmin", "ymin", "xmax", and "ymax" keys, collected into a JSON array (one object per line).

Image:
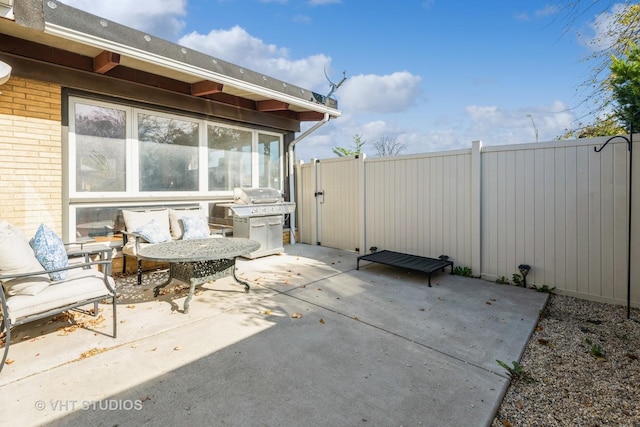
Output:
[
  {"xmin": 138, "ymin": 113, "xmax": 200, "ymax": 191},
  {"xmin": 207, "ymin": 125, "xmax": 252, "ymax": 191},
  {"xmin": 258, "ymin": 133, "xmax": 281, "ymax": 189},
  {"xmin": 74, "ymin": 103, "xmax": 126, "ymax": 192},
  {"xmin": 67, "ymin": 96, "xmax": 284, "ymax": 241}
]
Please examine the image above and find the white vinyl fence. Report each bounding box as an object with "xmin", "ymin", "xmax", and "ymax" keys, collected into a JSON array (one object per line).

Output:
[{"xmin": 295, "ymin": 136, "xmax": 640, "ymax": 307}]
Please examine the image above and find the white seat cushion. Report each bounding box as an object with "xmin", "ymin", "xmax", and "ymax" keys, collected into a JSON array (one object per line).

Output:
[
  {"xmin": 121, "ymin": 241, "xmax": 153, "ymax": 257},
  {"xmin": 5, "ymin": 269, "xmax": 115, "ymax": 324}
]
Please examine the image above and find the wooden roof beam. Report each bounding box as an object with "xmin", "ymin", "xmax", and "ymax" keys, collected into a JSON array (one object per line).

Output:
[
  {"xmin": 297, "ymin": 111, "xmax": 326, "ymax": 121},
  {"xmin": 191, "ymin": 80, "xmax": 224, "ymax": 96},
  {"xmin": 94, "ymin": 50, "xmax": 120, "ymax": 74},
  {"xmin": 257, "ymin": 100, "xmax": 289, "ymax": 112}
]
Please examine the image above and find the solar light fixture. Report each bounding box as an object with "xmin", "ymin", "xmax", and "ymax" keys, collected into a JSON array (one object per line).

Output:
[{"xmin": 518, "ymin": 264, "xmax": 531, "ymax": 288}]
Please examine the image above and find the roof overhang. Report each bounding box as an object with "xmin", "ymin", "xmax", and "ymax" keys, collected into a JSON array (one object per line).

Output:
[{"xmin": 0, "ymin": 0, "xmax": 341, "ymax": 122}]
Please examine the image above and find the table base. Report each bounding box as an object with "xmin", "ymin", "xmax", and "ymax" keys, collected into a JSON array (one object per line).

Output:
[{"xmin": 153, "ymin": 258, "xmax": 251, "ymax": 313}]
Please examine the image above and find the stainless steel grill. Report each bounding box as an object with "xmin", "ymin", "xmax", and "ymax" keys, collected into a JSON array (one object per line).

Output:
[{"xmin": 228, "ymin": 187, "xmax": 296, "ymax": 259}]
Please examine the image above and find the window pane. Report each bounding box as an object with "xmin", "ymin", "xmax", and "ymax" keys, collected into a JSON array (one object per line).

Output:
[
  {"xmin": 138, "ymin": 113, "xmax": 199, "ymax": 191},
  {"xmin": 75, "ymin": 103, "xmax": 126, "ymax": 192},
  {"xmin": 207, "ymin": 125, "xmax": 252, "ymax": 191},
  {"xmin": 75, "ymin": 206, "xmax": 122, "ymax": 240},
  {"xmin": 258, "ymin": 133, "xmax": 281, "ymax": 190}
]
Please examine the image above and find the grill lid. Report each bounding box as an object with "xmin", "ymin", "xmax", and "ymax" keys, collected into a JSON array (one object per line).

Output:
[{"xmin": 234, "ymin": 187, "xmax": 283, "ymax": 204}]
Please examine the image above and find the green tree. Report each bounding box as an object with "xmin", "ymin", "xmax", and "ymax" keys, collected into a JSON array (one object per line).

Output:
[
  {"xmin": 610, "ymin": 43, "xmax": 640, "ymax": 130},
  {"xmin": 333, "ymin": 134, "xmax": 366, "ymax": 157},
  {"xmin": 560, "ymin": 115, "xmax": 626, "ymax": 139},
  {"xmin": 560, "ymin": 2, "xmax": 640, "ymax": 132}
]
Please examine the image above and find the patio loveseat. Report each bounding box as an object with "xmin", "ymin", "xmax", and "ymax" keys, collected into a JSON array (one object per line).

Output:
[
  {"xmin": 121, "ymin": 207, "xmax": 224, "ymax": 286},
  {"xmin": 0, "ymin": 221, "xmax": 117, "ymax": 373}
]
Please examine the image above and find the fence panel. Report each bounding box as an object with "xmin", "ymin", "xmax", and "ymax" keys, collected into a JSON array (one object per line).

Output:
[
  {"xmin": 295, "ymin": 136, "xmax": 639, "ymax": 306},
  {"xmin": 363, "ymin": 150, "xmax": 473, "ymax": 267}
]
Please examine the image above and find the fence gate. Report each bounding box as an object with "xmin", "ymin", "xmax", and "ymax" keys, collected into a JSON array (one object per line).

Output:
[{"xmin": 296, "ymin": 156, "xmax": 364, "ymax": 253}]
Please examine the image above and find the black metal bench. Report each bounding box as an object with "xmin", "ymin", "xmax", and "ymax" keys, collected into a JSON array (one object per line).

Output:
[{"xmin": 356, "ymin": 250, "xmax": 453, "ymax": 287}]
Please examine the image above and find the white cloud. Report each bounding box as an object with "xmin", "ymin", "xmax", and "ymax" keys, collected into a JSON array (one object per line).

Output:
[
  {"xmin": 515, "ymin": 5, "xmax": 559, "ymax": 21},
  {"xmin": 464, "ymin": 101, "xmax": 574, "ymax": 144},
  {"xmin": 338, "ymin": 72, "xmax": 423, "ymax": 114},
  {"xmin": 578, "ymin": 3, "xmax": 629, "ymax": 51},
  {"xmin": 58, "ymin": 0, "xmax": 187, "ymax": 40},
  {"xmin": 179, "ymin": 26, "xmax": 332, "ymax": 90}
]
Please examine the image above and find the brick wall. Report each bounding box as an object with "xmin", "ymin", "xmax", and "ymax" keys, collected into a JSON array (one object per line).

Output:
[{"xmin": 0, "ymin": 76, "xmax": 63, "ymax": 236}]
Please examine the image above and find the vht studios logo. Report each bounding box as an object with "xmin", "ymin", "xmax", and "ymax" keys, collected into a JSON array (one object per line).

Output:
[{"xmin": 35, "ymin": 399, "xmax": 143, "ymax": 411}]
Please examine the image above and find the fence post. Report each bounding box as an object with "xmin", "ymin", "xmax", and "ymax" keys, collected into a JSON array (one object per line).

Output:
[
  {"xmin": 471, "ymin": 140, "xmax": 482, "ymax": 276},
  {"xmin": 358, "ymin": 154, "xmax": 366, "ymax": 255},
  {"xmin": 311, "ymin": 158, "xmax": 319, "ymax": 246}
]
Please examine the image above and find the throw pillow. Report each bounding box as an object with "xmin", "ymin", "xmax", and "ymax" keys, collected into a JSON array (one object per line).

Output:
[
  {"xmin": 181, "ymin": 216, "xmax": 211, "ymax": 240},
  {"xmin": 0, "ymin": 220, "xmax": 45, "ymax": 278},
  {"xmin": 29, "ymin": 224, "xmax": 69, "ymax": 281},
  {"xmin": 169, "ymin": 208, "xmax": 205, "ymax": 239},
  {"xmin": 134, "ymin": 219, "xmax": 172, "ymax": 244},
  {"xmin": 123, "ymin": 209, "xmax": 170, "ymax": 242}
]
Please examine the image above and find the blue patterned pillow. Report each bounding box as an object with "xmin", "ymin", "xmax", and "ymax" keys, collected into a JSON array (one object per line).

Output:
[
  {"xmin": 29, "ymin": 224, "xmax": 69, "ymax": 281},
  {"xmin": 181, "ymin": 216, "xmax": 210, "ymax": 240},
  {"xmin": 134, "ymin": 219, "xmax": 172, "ymax": 243}
]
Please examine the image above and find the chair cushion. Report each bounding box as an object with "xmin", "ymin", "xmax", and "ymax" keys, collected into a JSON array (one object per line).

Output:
[
  {"xmin": 181, "ymin": 216, "xmax": 211, "ymax": 240},
  {"xmin": 0, "ymin": 221, "xmax": 45, "ymax": 278},
  {"xmin": 169, "ymin": 208, "xmax": 206, "ymax": 239},
  {"xmin": 123, "ymin": 209, "xmax": 170, "ymax": 242},
  {"xmin": 3, "ymin": 274, "xmax": 50, "ymax": 297},
  {"xmin": 5, "ymin": 269, "xmax": 115, "ymax": 324},
  {"xmin": 29, "ymin": 224, "xmax": 69, "ymax": 281},
  {"xmin": 134, "ymin": 219, "xmax": 171, "ymax": 244},
  {"xmin": 121, "ymin": 241, "xmax": 153, "ymax": 257}
]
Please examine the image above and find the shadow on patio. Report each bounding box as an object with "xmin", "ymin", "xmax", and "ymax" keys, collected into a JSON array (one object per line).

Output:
[{"xmin": 0, "ymin": 244, "xmax": 548, "ymax": 427}]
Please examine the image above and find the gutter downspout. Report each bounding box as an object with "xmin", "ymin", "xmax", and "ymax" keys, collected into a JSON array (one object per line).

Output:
[{"xmin": 288, "ymin": 112, "xmax": 330, "ymax": 244}]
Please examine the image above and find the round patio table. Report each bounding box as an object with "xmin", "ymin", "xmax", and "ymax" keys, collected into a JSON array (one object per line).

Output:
[{"xmin": 137, "ymin": 237, "xmax": 260, "ymax": 313}]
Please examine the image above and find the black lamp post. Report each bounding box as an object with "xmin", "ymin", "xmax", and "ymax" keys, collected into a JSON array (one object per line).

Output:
[{"xmin": 594, "ymin": 127, "xmax": 634, "ymax": 319}]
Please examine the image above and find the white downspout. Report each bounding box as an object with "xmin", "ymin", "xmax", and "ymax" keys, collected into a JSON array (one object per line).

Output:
[{"xmin": 288, "ymin": 112, "xmax": 330, "ymax": 244}]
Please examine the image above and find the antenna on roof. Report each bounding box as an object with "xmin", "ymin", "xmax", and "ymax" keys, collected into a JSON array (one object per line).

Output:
[{"xmin": 324, "ymin": 67, "xmax": 347, "ymax": 104}]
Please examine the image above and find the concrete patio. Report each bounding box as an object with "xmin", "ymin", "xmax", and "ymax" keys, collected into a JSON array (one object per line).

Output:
[{"xmin": 0, "ymin": 244, "xmax": 548, "ymax": 426}]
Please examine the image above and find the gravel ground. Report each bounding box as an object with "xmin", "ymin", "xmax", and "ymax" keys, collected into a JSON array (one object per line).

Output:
[{"xmin": 491, "ymin": 294, "xmax": 640, "ymax": 427}]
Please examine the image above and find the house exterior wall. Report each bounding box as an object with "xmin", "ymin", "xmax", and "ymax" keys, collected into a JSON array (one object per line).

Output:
[{"xmin": 0, "ymin": 76, "xmax": 63, "ymax": 236}]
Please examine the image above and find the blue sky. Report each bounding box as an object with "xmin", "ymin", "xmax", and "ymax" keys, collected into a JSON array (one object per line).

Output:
[{"xmin": 58, "ymin": 0, "xmax": 616, "ymax": 161}]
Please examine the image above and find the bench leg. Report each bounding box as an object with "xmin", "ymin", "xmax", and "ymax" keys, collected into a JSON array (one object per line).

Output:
[
  {"xmin": 0, "ymin": 319, "xmax": 10, "ymax": 373},
  {"xmin": 112, "ymin": 293, "xmax": 117, "ymax": 339}
]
